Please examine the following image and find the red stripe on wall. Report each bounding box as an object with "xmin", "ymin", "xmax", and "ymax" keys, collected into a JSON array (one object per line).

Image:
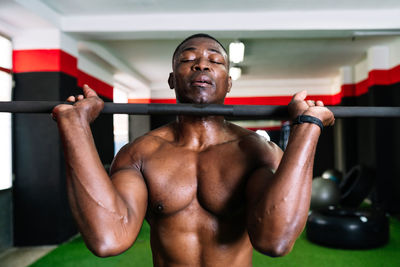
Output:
[
  {"xmin": 128, "ymin": 92, "xmax": 342, "ymax": 106},
  {"xmin": 12, "ymin": 49, "xmax": 113, "ymax": 100},
  {"xmin": 77, "ymin": 71, "xmax": 113, "ymax": 100},
  {"xmin": 12, "ymin": 49, "xmax": 77, "ymax": 77},
  {"xmin": 128, "ymin": 99, "xmax": 151, "ymax": 104},
  {"xmin": 225, "ymin": 94, "xmax": 341, "ymax": 105},
  {"xmin": 368, "ymin": 70, "xmax": 391, "ymax": 86},
  {"xmin": 150, "ymin": 99, "xmax": 177, "ymax": 104},
  {"xmin": 224, "ymin": 96, "xmax": 292, "ymax": 105},
  {"xmin": 128, "ymin": 98, "xmax": 176, "ymax": 104},
  {"xmin": 344, "ymin": 64, "xmax": 400, "ymax": 98},
  {"xmin": 354, "ymin": 79, "xmax": 369, "ymax": 97},
  {"xmin": 308, "ymin": 93, "xmax": 343, "ymax": 105},
  {"xmin": 389, "ymin": 65, "xmax": 400, "ymax": 84},
  {"xmin": 341, "ymin": 84, "xmax": 355, "ymax": 97}
]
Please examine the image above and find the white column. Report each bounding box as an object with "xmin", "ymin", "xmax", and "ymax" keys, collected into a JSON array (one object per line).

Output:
[
  {"xmin": 367, "ymin": 46, "xmax": 390, "ymax": 71},
  {"xmin": 113, "ymin": 87, "xmax": 129, "ymax": 155},
  {"xmin": 12, "ymin": 29, "xmax": 78, "ymax": 57},
  {"xmin": 340, "ymin": 66, "xmax": 354, "ymax": 85}
]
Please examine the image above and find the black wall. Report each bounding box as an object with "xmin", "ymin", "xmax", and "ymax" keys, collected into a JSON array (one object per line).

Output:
[
  {"xmin": 0, "ymin": 189, "xmax": 13, "ymax": 251},
  {"xmin": 151, "ymin": 115, "xmax": 176, "ymax": 130},
  {"xmin": 313, "ymin": 126, "xmax": 335, "ymax": 177},
  {"xmin": 12, "ymin": 72, "xmax": 114, "ymax": 245},
  {"xmin": 370, "ymin": 84, "xmax": 400, "ymax": 213},
  {"xmin": 341, "ymin": 84, "xmax": 400, "ymax": 214}
]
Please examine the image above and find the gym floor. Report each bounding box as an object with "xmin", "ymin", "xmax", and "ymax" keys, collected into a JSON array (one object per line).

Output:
[
  {"xmin": 22, "ymin": 216, "xmax": 400, "ymax": 267},
  {"xmin": 0, "ymin": 245, "xmax": 56, "ymax": 267}
]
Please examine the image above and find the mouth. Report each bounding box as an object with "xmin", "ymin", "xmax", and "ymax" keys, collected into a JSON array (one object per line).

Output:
[{"xmin": 190, "ymin": 75, "xmax": 213, "ymax": 87}]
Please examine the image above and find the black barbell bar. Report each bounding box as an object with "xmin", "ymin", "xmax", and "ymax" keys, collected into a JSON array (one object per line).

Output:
[{"xmin": 0, "ymin": 101, "xmax": 399, "ymax": 118}]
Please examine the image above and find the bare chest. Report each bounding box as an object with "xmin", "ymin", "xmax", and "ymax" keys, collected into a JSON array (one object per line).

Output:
[{"xmin": 143, "ymin": 142, "xmax": 254, "ymax": 217}]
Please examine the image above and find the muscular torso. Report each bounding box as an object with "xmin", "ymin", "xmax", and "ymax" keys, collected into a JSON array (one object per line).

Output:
[{"xmin": 114, "ymin": 121, "xmax": 280, "ymax": 267}]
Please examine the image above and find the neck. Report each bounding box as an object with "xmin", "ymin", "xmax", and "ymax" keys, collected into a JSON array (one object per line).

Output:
[{"xmin": 173, "ymin": 115, "xmax": 229, "ymax": 150}]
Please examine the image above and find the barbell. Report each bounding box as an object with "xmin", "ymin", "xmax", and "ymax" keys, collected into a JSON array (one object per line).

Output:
[{"xmin": 1, "ymin": 101, "xmax": 400, "ymax": 118}]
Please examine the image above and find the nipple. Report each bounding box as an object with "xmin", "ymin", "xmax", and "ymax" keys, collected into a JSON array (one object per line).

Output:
[{"xmin": 156, "ymin": 204, "xmax": 164, "ymax": 213}]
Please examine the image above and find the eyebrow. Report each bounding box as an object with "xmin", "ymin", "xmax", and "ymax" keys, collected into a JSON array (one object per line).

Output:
[{"xmin": 180, "ymin": 46, "xmax": 223, "ymax": 56}]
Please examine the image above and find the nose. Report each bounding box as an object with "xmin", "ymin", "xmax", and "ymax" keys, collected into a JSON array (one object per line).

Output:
[{"xmin": 192, "ymin": 58, "xmax": 210, "ymax": 71}]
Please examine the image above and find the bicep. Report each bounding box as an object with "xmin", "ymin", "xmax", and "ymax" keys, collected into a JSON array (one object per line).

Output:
[
  {"xmin": 111, "ymin": 168, "xmax": 148, "ymax": 224},
  {"xmin": 246, "ymin": 167, "xmax": 274, "ymax": 208},
  {"xmin": 109, "ymin": 141, "xmax": 148, "ymax": 221},
  {"xmin": 245, "ymin": 141, "xmax": 283, "ymax": 206}
]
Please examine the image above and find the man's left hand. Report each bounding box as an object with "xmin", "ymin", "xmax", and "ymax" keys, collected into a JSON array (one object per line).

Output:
[{"xmin": 288, "ymin": 90, "xmax": 335, "ymax": 127}]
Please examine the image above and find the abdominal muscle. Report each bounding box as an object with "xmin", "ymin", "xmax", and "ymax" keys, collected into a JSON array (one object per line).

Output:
[{"xmin": 147, "ymin": 199, "xmax": 253, "ymax": 267}]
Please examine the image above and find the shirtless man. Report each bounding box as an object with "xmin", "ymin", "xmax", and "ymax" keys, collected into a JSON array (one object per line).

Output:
[{"xmin": 52, "ymin": 34, "xmax": 334, "ymax": 266}]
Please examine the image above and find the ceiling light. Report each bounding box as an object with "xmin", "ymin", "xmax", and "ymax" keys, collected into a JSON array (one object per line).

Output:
[
  {"xmin": 353, "ymin": 31, "xmax": 400, "ymax": 37},
  {"xmin": 229, "ymin": 41, "xmax": 245, "ymax": 64},
  {"xmin": 229, "ymin": 66, "xmax": 242, "ymax": 80}
]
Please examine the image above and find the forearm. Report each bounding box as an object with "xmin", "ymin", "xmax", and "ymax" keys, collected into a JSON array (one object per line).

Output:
[
  {"xmin": 57, "ymin": 111, "xmax": 131, "ymax": 252},
  {"xmin": 249, "ymin": 123, "xmax": 320, "ymax": 254}
]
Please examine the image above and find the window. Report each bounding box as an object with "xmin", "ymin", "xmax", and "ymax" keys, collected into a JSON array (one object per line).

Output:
[{"xmin": 0, "ymin": 35, "xmax": 12, "ymax": 190}]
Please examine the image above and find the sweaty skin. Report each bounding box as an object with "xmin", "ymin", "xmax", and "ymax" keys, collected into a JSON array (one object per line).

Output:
[{"xmin": 53, "ymin": 37, "xmax": 334, "ymax": 267}]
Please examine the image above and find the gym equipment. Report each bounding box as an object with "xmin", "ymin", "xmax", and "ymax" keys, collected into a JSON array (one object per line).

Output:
[
  {"xmin": 0, "ymin": 101, "xmax": 400, "ymax": 118},
  {"xmin": 307, "ymin": 207, "xmax": 389, "ymax": 249},
  {"xmin": 339, "ymin": 165, "xmax": 375, "ymax": 208},
  {"xmin": 310, "ymin": 177, "xmax": 341, "ymax": 210},
  {"xmin": 322, "ymin": 169, "xmax": 343, "ymax": 185}
]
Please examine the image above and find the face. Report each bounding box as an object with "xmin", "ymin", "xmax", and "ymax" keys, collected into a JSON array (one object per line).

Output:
[{"xmin": 168, "ymin": 37, "xmax": 232, "ymax": 104}]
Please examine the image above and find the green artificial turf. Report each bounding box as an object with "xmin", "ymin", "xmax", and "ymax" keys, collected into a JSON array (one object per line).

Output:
[
  {"xmin": 30, "ymin": 221, "xmax": 152, "ymax": 267},
  {"xmin": 31, "ymin": 218, "xmax": 400, "ymax": 267}
]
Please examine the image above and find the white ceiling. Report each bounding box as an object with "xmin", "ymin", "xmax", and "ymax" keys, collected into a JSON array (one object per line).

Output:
[
  {"xmin": 2, "ymin": 0, "xmax": 400, "ymax": 94},
  {"xmin": 39, "ymin": 0, "xmax": 400, "ymax": 15},
  {"xmin": 102, "ymin": 36, "xmax": 396, "ymax": 85}
]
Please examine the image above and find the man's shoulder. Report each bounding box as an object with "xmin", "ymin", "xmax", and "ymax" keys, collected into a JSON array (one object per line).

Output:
[
  {"xmin": 227, "ymin": 122, "xmax": 283, "ymax": 166},
  {"xmin": 227, "ymin": 122, "xmax": 271, "ymax": 145},
  {"xmin": 110, "ymin": 123, "xmax": 175, "ymax": 174},
  {"xmin": 127, "ymin": 123, "xmax": 176, "ymax": 153}
]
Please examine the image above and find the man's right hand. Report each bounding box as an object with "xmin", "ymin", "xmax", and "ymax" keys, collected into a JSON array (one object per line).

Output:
[{"xmin": 52, "ymin": 84, "xmax": 104, "ymax": 124}]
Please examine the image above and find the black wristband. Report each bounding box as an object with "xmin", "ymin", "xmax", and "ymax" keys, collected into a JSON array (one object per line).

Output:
[{"xmin": 292, "ymin": 115, "xmax": 323, "ymax": 132}]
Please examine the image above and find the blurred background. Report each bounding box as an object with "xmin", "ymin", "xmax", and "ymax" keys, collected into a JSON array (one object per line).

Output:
[{"xmin": 0, "ymin": 0, "xmax": 399, "ymax": 266}]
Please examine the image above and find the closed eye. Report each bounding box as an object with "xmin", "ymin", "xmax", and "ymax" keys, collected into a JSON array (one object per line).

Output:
[{"xmin": 181, "ymin": 59, "xmax": 194, "ymax": 63}]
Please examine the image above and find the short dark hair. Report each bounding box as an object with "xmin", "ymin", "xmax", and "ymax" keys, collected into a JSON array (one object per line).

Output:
[{"xmin": 172, "ymin": 33, "xmax": 228, "ymax": 65}]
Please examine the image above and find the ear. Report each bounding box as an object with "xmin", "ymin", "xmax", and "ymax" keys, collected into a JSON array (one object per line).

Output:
[
  {"xmin": 168, "ymin": 72, "xmax": 175, "ymax": 89},
  {"xmin": 227, "ymin": 76, "xmax": 232, "ymax": 93}
]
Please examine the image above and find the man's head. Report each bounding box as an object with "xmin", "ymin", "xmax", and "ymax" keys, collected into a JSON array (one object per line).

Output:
[
  {"xmin": 168, "ymin": 34, "xmax": 232, "ymax": 104},
  {"xmin": 172, "ymin": 34, "xmax": 229, "ymax": 66}
]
